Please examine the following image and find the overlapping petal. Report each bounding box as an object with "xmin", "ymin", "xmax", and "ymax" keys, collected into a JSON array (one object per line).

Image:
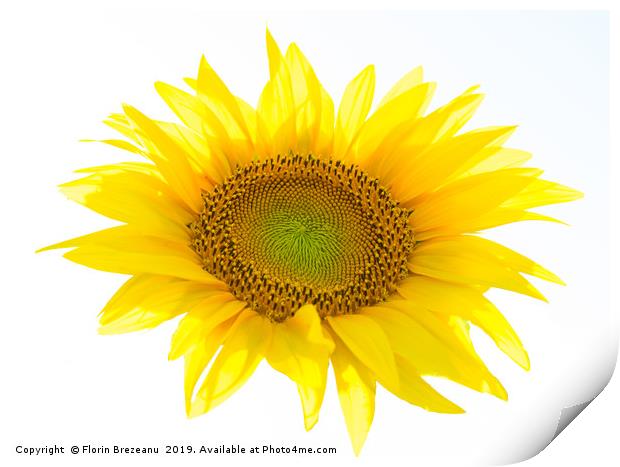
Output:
[
  {"xmin": 99, "ymin": 274, "xmax": 225, "ymax": 335},
  {"xmin": 409, "ymin": 235, "xmax": 563, "ymax": 300},
  {"xmin": 190, "ymin": 310, "xmax": 272, "ymax": 416},
  {"xmin": 329, "ymin": 332, "xmax": 376, "ymax": 456},
  {"xmin": 265, "ymin": 304, "xmax": 334, "ymax": 430}
]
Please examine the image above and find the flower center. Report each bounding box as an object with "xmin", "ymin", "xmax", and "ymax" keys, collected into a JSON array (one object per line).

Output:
[{"xmin": 190, "ymin": 154, "xmax": 413, "ymax": 322}]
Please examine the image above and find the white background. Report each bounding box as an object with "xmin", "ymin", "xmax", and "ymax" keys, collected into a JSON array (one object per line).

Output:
[{"xmin": 0, "ymin": 2, "xmax": 616, "ymax": 466}]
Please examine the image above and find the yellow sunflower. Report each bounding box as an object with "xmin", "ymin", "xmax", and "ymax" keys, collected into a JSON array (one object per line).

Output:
[{"xmin": 41, "ymin": 30, "xmax": 582, "ymax": 454}]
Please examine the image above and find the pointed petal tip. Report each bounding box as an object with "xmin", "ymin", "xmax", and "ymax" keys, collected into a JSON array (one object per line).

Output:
[
  {"xmin": 183, "ymin": 77, "xmax": 197, "ymax": 89},
  {"xmin": 569, "ymin": 189, "xmax": 585, "ymax": 201},
  {"xmin": 187, "ymin": 401, "xmax": 201, "ymax": 418},
  {"xmin": 494, "ymin": 381, "xmax": 509, "ymax": 401},
  {"xmin": 353, "ymin": 64, "xmax": 375, "ymax": 81},
  {"xmin": 505, "ymin": 124, "xmax": 519, "ymax": 135},
  {"xmin": 423, "ymin": 397, "xmax": 466, "ymax": 415},
  {"xmin": 188, "ymin": 399, "xmax": 214, "ymax": 419},
  {"xmin": 303, "ymin": 415, "xmax": 319, "ymax": 432},
  {"xmin": 434, "ymin": 400, "xmax": 466, "ymax": 414},
  {"xmin": 153, "ymin": 81, "xmax": 167, "ymax": 93},
  {"xmin": 432, "ymin": 391, "xmax": 467, "ymax": 414},
  {"xmin": 351, "ymin": 437, "xmax": 367, "ymax": 457},
  {"xmin": 520, "ymin": 356, "xmax": 531, "ymax": 372},
  {"xmin": 121, "ymin": 103, "xmax": 139, "ymax": 120},
  {"xmin": 508, "ymin": 345, "xmax": 531, "ymax": 371},
  {"xmin": 97, "ymin": 326, "xmax": 121, "ymax": 336},
  {"xmin": 187, "ymin": 407, "xmax": 201, "ymax": 419},
  {"xmin": 286, "ymin": 41, "xmax": 302, "ymax": 57},
  {"xmin": 481, "ymin": 373, "xmax": 509, "ymax": 401},
  {"xmin": 520, "ymin": 280, "xmax": 549, "ymax": 302},
  {"xmin": 168, "ymin": 348, "xmax": 182, "ymax": 361},
  {"xmin": 265, "ymin": 26, "xmax": 277, "ymax": 45},
  {"xmin": 419, "ymin": 80, "xmax": 438, "ymax": 95},
  {"xmin": 197, "ymin": 55, "xmax": 214, "ymax": 76},
  {"xmin": 36, "ymin": 239, "xmax": 71, "ymax": 253}
]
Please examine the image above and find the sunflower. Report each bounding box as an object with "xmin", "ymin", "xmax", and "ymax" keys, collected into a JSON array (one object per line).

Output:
[{"xmin": 41, "ymin": 30, "xmax": 582, "ymax": 454}]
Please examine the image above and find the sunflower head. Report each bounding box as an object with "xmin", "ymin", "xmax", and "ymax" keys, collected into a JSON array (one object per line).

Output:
[
  {"xmin": 42, "ymin": 29, "xmax": 582, "ymax": 455},
  {"xmin": 189, "ymin": 152, "xmax": 414, "ymax": 322}
]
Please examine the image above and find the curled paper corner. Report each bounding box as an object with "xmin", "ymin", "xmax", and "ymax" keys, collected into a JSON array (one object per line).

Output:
[
  {"xmin": 552, "ymin": 399, "xmax": 594, "ymax": 439},
  {"xmin": 486, "ymin": 341, "xmax": 618, "ymax": 466},
  {"xmin": 539, "ymin": 348, "xmax": 619, "ymax": 459}
]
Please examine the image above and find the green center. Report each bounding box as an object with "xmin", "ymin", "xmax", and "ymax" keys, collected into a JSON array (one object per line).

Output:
[
  {"xmin": 256, "ymin": 191, "xmax": 349, "ymax": 287},
  {"xmin": 262, "ymin": 212, "xmax": 341, "ymax": 281}
]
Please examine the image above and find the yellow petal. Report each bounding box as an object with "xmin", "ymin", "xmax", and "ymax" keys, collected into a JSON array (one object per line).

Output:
[
  {"xmin": 386, "ymin": 355, "xmax": 465, "ymax": 414},
  {"xmin": 83, "ymin": 138, "xmax": 144, "ymax": 155},
  {"xmin": 264, "ymin": 305, "xmax": 333, "ymax": 430},
  {"xmin": 41, "ymin": 225, "xmax": 223, "ymax": 286},
  {"xmin": 98, "ymin": 274, "xmax": 223, "ymax": 335},
  {"xmin": 429, "ymin": 129, "xmax": 519, "ymax": 188},
  {"xmin": 502, "ymin": 178, "xmax": 584, "ymax": 210},
  {"xmin": 333, "ymin": 65, "xmax": 375, "ymax": 160},
  {"xmin": 155, "ymin": 84, "xmax": 231, "ymax": 175},
  {"xmin": 257, "ymin": 31, "xmax": 296, "ymax": 156},
  {"xmin": 169, "ymin": 293, "xmax": 246, "ymax": 360},
  {"xmin": 266, "ymin": 304, "xmax": 333, "ymax": 387},
  {"xmin": 393, "ymin": 126, "xmax": 517, "ymax": 202},
  {"xmin": 354, "ymin": 82, "xmax": 436, "ymax": 166},
  {"xmin": 364, "ymin": 303, "xmax": 507, "ymax": 400},
  {"xmin": 409, "ymin": 235, "xmax": 553, "ymax": 301},
  {"xmin": 327, "ymin": 314, "xmax": 398, "ymax": 389},
  {"xmin": 266, "ymin": 27, "xmax": 283, "ymax": 78},
  {"xmin": 411, "ymin": 168, "xmax": 542, "ymax": 235},
  {"xmin": 59, "ymin": 167, "xmax": 192, "ymax": 242},
  {"xmin": 190, "ymin": 310, "xmax": 272, "ymax": 416},
  {"xmin": 317, "ymin": 87, "xmax": 335, "ymax": 156},
  {"xmin": 196, "ymin": 56, "xmax": 254, "ymax": 148},
  {"xmin": 462, "ymin": 235, "xmax": 563, "ymax": 284},
  {"xmin": 443, "ymin": 314, "xmax": 509, "ymax": 393},
  {"xmin": 161, "ymin": 122, "xmax": 226, "ymax": 187},
  {"xmin": 414, "ymin": 208, "xmax": 564, "ymax": 241},
  {"xmin": 155, "ymin": 82, "xmax": 210, "ymax": 135},
  {"xmin": 104, "ymin": 113, "xmax": 142, "ymax": 144},
  {"xmin": 398, "ymin": 275, "xmax": 529, "ymax": 369},
  {"xmin": 285, "ymin": 43, "xmax": 329, "ymax": 155},
  {"xmin": 297, "ymin": 383, "xmax": 326, "ymax": 431},
  {"xmin": 421, "ymin": 85, "xmax": 483, "ymax": 143},
  {"xmin": 234, "ymin": 96, "xmax": 260, "ymax": 149},
  {"xmin": 377, "ymin": 66, "xmax": 423, "ymax": 108},
  {"xmin": 122, "ymin": 105, "xmax": 203, "ymax": 212},
  {"xmin": 329, "ymin": 332, "xmax": 376, "ymax": 456},
  {"xmin": 376, "ymin": 90, "xmax": 483, "ymax": 183},
  {"xmin": 75, "ymin": 162, "xmax": 162, "ymax": 177},
  {"xmin": 453, "ymin": 147, "xmax": 532, "ymax": 180},
  {"xmin": 183, "ymin": 316, "xmax": 237, "ymax": 414}
]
